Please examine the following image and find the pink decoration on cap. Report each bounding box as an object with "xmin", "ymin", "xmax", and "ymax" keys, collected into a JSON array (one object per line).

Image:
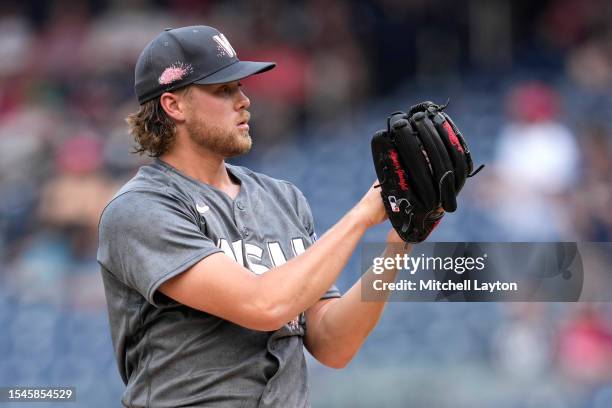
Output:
[{"xmin": 158, "ymin": 62, "xmax": 193, "ymax": 85}]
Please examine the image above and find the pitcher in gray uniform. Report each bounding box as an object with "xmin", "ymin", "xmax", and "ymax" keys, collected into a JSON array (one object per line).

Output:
[{"xmin": 98, "ymin": 25, "xmax": 411, "ymax": 407}]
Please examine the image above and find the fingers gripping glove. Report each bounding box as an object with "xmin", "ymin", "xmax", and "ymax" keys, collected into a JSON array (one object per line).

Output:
[{"xmin": 371, "ymin": 101, "xmax": 484, "ymax": 243}]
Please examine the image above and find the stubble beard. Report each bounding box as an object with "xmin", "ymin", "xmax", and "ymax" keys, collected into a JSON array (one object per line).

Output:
[{"xmin": 186, "ymin": 117, "xmax": 252, "ymax": 158}]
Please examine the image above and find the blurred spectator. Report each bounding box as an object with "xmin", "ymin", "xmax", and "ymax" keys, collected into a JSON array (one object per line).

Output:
[
  {"xmin": 0, "ymin": 104, "xmax": 56, "ymax": 184},
  {"xmin": 303, "ymin": 0, "xmax": 369, "ymax": 120},
  {"xmin": 558, "ymin": 305, "xmax": 612, "ymax": 385},
  {"xmin": 5, "ymin": 134, "xmax": 117, "ymax": 309},
  {"xmin": 567, "ymin": 38, "xmax": 612, "ymax": 91},
  {"xmin": 0, "ymin": 14, "xmax": 33, "ymax": 77},
  {"xmin": 493, "ymin": 303, "xmax": 553, "ymax": 381},
  {"xmin": 540, "ymin": 0, "xmax": 605, "ymax": 49},
  {"xmin": 31, "ymin": 1, "xmax": 90, "ymax": 79},
  {"xmin": 572, "ymin": 124, "xmax": 612, "ymax": 241},
  {"xmin": 485, "ymin": 81, "xmax": 580, "ymax": 240},
  {"xmin": 38, "ymin": 134, "xmax": 116, "ymax": 228}
]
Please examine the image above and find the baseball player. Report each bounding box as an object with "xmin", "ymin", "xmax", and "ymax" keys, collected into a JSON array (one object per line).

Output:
[{"xmin": 98, "ymin": 25, "xmax": 407, "ymax": 407}]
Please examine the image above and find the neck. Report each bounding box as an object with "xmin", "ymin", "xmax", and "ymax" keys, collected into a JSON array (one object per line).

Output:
[{"xmin": 159, "ymin": 141, "xmax": 235, "ymax": 191}]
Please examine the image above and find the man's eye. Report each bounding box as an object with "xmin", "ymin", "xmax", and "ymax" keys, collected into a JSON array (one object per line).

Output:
[{"xmin": 217, "ymin": 83, "xmax": 242, "ymax": 95}]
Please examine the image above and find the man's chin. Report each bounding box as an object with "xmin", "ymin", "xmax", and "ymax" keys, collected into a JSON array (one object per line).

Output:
[{"xmin": 222, "ymin": 134, "xmax": 252, "ymax": 158}]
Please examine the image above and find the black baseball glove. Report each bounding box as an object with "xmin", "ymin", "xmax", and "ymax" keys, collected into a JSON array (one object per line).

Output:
[{"xmin": 371, "ymin": 101, "xmax": 484, "ymax": 243}]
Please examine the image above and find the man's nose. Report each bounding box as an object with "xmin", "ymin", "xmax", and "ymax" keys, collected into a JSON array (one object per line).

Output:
[{"xmin": 236, "ymin": 89, "xmax": 250, "ymax": 110}]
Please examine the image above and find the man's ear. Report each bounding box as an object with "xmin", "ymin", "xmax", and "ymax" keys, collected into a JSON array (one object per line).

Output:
[{"xmin": 160, "ymin": 91, "xmax": 187, "ymax": 123}]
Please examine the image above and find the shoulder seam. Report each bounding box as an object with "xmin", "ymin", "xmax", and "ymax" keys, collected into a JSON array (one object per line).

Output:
[
  {"xmin": 97, "ymin": 188, "xmax": 170, "ymax": 233},
  {"xmin": 101, "ymin": 188, "xmax": 167, "ymax": 213}
]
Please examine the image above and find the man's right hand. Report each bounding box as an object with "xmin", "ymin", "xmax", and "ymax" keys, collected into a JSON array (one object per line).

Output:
[{"xmin": 353, "ymin": 180, "xmax": 388, "ymax": 229}]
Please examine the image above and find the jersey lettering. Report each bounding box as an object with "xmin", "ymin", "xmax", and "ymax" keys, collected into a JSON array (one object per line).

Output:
[
  {"xmin": 217, "ymin": 238, "xmax": 308, "ymax": 274},
  {"xmin": 291, "ymin": 238, "xmax": 306, "ymax": 256},
  {"xmin": 245, "ymin": 243, "xmax": 268, "ymax": 275},
  {"xmin": 268, "ymin": 242, "xmax": 287, "ymax": 267},
  {"xmin": 232, "ymin": 241, "xmax": 244, "ymax": 266},
  {"xmin": 218, "ymin": 238, "xmax": 237, "ymax": 262}
]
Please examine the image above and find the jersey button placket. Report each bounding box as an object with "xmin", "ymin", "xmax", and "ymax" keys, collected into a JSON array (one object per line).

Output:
[{"xmin": 234, "ymin": 201, "xmax": 248, "ymax": 238}]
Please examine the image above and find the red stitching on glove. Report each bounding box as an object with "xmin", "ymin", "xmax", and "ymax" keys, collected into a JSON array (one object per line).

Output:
[{"xmin": 443, "ymin": 121, "xmax": 464, "ymax": 153}]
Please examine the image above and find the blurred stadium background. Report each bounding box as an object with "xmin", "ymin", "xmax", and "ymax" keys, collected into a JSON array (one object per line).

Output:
[{"xmin": 1, "ymin": 0, "xmax": 612, "ymax": 407}]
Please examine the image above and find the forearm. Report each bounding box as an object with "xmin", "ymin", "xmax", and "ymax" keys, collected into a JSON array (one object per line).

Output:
[
  {"xmin": 159, "ymin": 182, "xmax": 387, "ymax": 332},
  {"xmin": 256, "ymin": 207, "xmax": 369, "ymax": 325},
  {"xmin": 306, "ymin": 244, "xmax": 412, "ymax": 367}
]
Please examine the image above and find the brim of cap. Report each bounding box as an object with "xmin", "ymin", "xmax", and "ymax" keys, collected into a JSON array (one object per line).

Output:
[{"xmin": 193, "ymin": 60, "xmax": 276, "ymax": 85}]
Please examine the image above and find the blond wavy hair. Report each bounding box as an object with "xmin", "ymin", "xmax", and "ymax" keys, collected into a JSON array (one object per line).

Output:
[{"xmin": 126, "ymin": 88, "xmax": 191, "ymax": 157}]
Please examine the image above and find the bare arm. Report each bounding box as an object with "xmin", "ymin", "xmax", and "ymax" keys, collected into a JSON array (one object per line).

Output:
[
  {"xmin": 304, "ymin": 229, "xmax": 411, "ymax": 368},
  {"xmin": 159, "ymin": 182, "xmax": 386, "ymax": 331}
]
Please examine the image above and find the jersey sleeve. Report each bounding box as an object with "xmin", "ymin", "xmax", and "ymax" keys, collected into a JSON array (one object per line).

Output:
[
  {"xmin": 97, "ymin": 189, "xmax": 223, "ymax": 307},
  {"xmin": 293, "ymin": 186, "xmax": 341, "ymax": 300}
]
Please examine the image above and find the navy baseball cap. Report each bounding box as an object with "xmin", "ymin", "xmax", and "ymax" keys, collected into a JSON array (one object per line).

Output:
[{"xmin": 134, "ymin": 25, "xmax": 276, "ymax": 104}]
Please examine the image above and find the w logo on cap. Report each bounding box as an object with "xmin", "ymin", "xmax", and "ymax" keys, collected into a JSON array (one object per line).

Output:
[{"xmin": 213, "ymin": 34, "xmax": 236, "ymax": 58}]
